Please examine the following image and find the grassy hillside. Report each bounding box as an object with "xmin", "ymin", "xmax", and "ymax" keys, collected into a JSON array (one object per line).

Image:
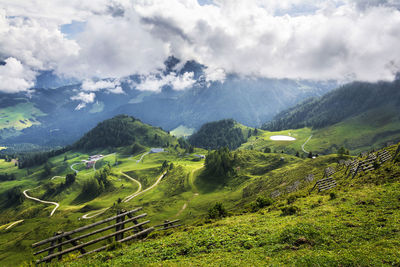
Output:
[
  {"xmin": 0, "ymin": 102, "xmax": 45, "ymax": 139},
  {"xmin": 260, "ymin": 79, "xmax": 400, "ymax": 154},
  {"xmin": 59, "ymin": 143, "xmax": 400, "ymax": 266},
  {"xmin": 73, "ymin": 115, "xmax": 177, "ymax": 151},
  {"xmin": 0, "ymin": 113, "xmax": 399, "ymax": 266},
  {"xmin": 263, "ymin": 79, "xmax": 400, "ymax": 131}
]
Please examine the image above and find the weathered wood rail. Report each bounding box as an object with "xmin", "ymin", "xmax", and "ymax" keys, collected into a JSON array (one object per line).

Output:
[
  {"xmin": 378, "ymin": 150, "xmax": 392, "ymax": 163},
  {"xmin": 32, "ymin": 208, "xmax": 180, "ymax": 264},
  {"xmin": 323, "ymin": 167, "xmax": 336, "ymax": 178},
  {"xmin": 310, "ymin": 177, "xmax": 337, "ymax": 192}
]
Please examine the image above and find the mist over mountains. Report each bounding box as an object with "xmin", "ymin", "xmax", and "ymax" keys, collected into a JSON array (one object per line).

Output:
[{"xmin": 0, "ymin": 59, "xmax": 336, "ymax": 149}]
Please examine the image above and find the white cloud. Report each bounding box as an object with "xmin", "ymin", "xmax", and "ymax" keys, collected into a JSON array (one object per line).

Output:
[
  {"xmin": 57, "ymin": 9, "xmax": 169, "ymax": 79},
  {"xmin": 137, "ymin": 72, "xmax": 196, "ymax": 92},
  {"xmin": 70, "ymin": 91, "xmax": 96, "ymax": 110},
  {"xmin": 81, "ymin": 79, "xmax": 124, "ymax": 94},
  {"xmin": 170, "ymin": 72, "xmax": 196, "ymax": 90},
  {"xmin": 0, "ymin": 0, "xmax": 400, "ymax": 95},
  {"xmin": 133, "ymin": 0, "xmax": 400, "ymax": 82},
  {"xmin": 204, "ymin": 67, "xmax": 226, "ymax": 84},
  {"xmin": 0, "ymin": 57, "xmax": 36, "ymax": 93}
]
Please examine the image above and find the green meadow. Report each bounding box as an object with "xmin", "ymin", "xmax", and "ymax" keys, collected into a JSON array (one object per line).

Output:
[{"xmin": 0, "ymin": 134, "xmax": 399, "ymax": 266}]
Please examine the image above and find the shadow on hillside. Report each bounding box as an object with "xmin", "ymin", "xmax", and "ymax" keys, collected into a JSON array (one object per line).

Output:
[{"xmin": 194, "ymin": 172, "xmax": 225, "ymax": 194}]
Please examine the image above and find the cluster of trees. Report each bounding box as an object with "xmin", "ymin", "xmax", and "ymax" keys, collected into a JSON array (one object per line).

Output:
[
  {"xmin": 189, "ymin": 119, "xmax": 246, "ymax": 150},
  {"xmin": 177, "ymin": 137, "xmax": 194, "ymax": 153},
  {"xmin": 80, "ymin": 165, "xmax": 112, "ymax": 200},
  {"xmin": 0, "ymin": 173, "xmax": 16, "ymax": 181},
  {"xmin": 205, "ymin": 147, "xmax": 236, "ymax": 178},
  {"xmin": 263, "ymin": 80, "xmax": 400, "ymax": 131},
  {"xmin": 16, "ymin": 146, "xmax": 69, "ymax": 169},
  {"xmin": 43, "ymin": 173, "xmax": 76, "ymax": 197},
  {"xmin": 4, "ymin": 187, "xmax": 23, "ymax": 207},
  {"xmin": 74, "ymin": 115, "xmax": 142, "ymax": 150},
  {"xmin": 73, "ymin": 115, "xmax": 174, "ymax": 151},
  {"xmin": 130, "ymin": 143, "xmax": 146, "ymax": 155}
]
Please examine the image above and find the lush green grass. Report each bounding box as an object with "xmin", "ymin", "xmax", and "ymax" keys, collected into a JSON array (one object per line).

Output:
[
  {"xmin": 309, "ymin": 105, "xmax": 400, "ymax": 155},
  {"xmin": 59, "ymin": 154, "xmax": 400, "ymax": 266},
  {"xmin": 241, "ymin": 107, "xmax": 400, "ymax": 156},
  {"xmin": 240, "ymin": 128, "xmax": 312, "ymax": 155},
  {"xmin": 0, "ymin": 102, "xmax": 45, "ymax": 138},
  {"xmin": 170, "ymin": 125, "xmax": 195, "ymax": 138},
  {"xmin": 0, "ymin": 139, "xmax": 399, "ymax": 266}
]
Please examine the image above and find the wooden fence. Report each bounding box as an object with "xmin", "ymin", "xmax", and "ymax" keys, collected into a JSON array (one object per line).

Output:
[
  {"xmin": 310, "ymin": 177, "xmax": 337, "ymax": 192},
  {"xmin": 32, "ymin": 208, "xmax": 180, "ymax": 264}
]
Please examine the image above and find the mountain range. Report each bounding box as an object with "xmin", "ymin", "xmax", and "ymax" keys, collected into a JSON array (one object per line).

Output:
[{"xmin": 0, "ymin": 60, "xmax": 335, "ymax": 150}]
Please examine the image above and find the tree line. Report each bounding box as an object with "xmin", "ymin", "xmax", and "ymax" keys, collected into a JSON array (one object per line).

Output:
[
  {"xmin": 189, "ymin": 119, "xmax": 247, "ymax": 150},
  {"xmin": 263, "ymin": 80, "xmax": 400, "ymax": 131}
]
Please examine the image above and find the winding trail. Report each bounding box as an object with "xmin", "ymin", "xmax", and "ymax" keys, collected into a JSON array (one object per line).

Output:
[
  {"xmin": 174, "ymin": 165, "xmax": 203, "ymax": 217},
  {"xmin": 120, "ymin": 172, "xmax": 142, "ymax": 199},
  {"xmin": 123, "ymin": 171, "xmax": 167, "ymax": 203},
  {"xmin": 81, "ymin": 171, "xmax": 143, "ymax": 219},
  {"xmin": 5, "ymin": 220, "xmax": 24, "ymax": 230},
  {"xmin": 81, "ymin": 208, "xmax": 110, "ymax": 219},
  {"xmin": 302, "ymin": 135, "xmax": 313, "ymax": 154},
  {"xmin": 70, "ymin": 163, "xmax": 81, "ymax": 173},
  {"xmin": 23, "ymin": 188, "xmax": 59, "ymax": 217},
  {"xmin": 136, "ymin": 151, "xmax": 150, "ymax": 163},
  {"xmin": 51, "ymin": 176, "xmax": 63, "ymax": 180}
]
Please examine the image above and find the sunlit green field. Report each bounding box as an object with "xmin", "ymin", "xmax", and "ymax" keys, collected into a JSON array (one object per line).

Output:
[
  {"xmin": 0, "ymin": 137, "xmax": 399, "ymax": 266},
  {"xmin": 0, "ymin": 102, "xmax": 46, "ymax": 138}
]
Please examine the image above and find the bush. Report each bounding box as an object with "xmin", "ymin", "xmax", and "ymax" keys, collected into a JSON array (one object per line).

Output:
[
  {"xmin": 329, "ymin": 192, "xmax": 337, "ymax": 200},
  {"xmin": 281, "ymin": 206, "xmax": 300, "ymax": 216},
  {"xmin": 65, "ymin": 173, "xmax": 76, "ymax": 186},
  {"xmin": 208, "ymin": 202, "xmax": 227, "ymax": 219},
  {"xmin": 279, "ymin": 223, "xmax": 322, "ymax": 246},
  {"xmin": 5, "ymin": 187, "xmax": 24, "ymax": 207},
  {"xmin": 250, "ymin": 196, "xmax": 273, "ymax": 212},
  {"xmin": 287, "ymin": 195, "xmax": 297, "ymax": 204}
]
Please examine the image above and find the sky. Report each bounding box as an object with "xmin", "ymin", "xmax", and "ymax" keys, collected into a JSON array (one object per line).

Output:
[{"xmin": 0, "ymin": 0, "xmax": 400, "ymax": 96}]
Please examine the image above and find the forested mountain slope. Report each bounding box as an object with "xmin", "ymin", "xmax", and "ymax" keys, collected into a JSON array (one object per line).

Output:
[{"xmin": 262, "ymin": 79, "xmax": 400, "ymax": 131}]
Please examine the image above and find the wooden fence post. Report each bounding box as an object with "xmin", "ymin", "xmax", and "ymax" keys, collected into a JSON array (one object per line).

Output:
[
  {"xmin": 115, "ymin": 211, "xmax": 121, "ymax": 241},
  {"xmin": 57, "ymin": 231, "xmax": 63, "ymax": 261},
  {"xmin": 46, "ymin": 232, "xmax": 58, "ymax": 263}
]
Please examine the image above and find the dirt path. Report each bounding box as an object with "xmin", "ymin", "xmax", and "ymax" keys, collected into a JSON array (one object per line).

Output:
[
  {"xmin": 123, "ymin": 171, "xmax": 167, "ymax": 203},
  {"xmin": 82, "ymin": 208, "xmax": 110, "ymax": 219},
  {"xmin": 302, "ymin": 135, "xmax": 313, "ymax": 154},
  {"xmin": 120, "ymin": 172, "xmax": 142, "ymax": 201},
  {"xmin": 51, "ymin": 176, "xmax": 63, "ymax": 180},
  {"xmin": 136, "ymin": 151, "xmax": 150, "ymax": 163},
  {"xmin": 81, "ymin": 171, "xmax": 142, "ymax": 219},
  {"xmin": 4, "ymin": 220, "xmax": 24, "ymax": 230},
  {"xmin": 70, "ymin": 163, "xmax": 81, "ymax": 173},
  {"xmin": 174, "ymin": 166, "xmax": 203, "ymax": 217},
  {"xmin": 189, "ymin": 165, "xmax": 203, "ymax": 193},
  {"xmin": 23, "ymin": 188, "xmax": 59, "ymax": 217}
]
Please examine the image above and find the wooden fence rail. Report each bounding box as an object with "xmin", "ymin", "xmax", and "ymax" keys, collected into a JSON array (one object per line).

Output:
[
  {"xmin": 310, "ymin": 177, "xmax": 337, "ymax": 192},
  {"xmin": 32, "ymin": 207, "xmax": 181, "ymax": 264}
]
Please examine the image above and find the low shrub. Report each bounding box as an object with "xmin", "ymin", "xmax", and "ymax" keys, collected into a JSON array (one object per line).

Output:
[
  {"xmin": 281, "ymin": 206, "xmax": 300, "ymax": 216},
  {"xmin": 208, "ymin": 202, "xmax": 227, "ymax": 219}
]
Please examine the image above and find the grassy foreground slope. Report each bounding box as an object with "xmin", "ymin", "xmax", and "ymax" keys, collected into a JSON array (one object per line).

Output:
[{"xmin": 61, "ymin": 144, "xmax": 400, "ymax": 266}]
